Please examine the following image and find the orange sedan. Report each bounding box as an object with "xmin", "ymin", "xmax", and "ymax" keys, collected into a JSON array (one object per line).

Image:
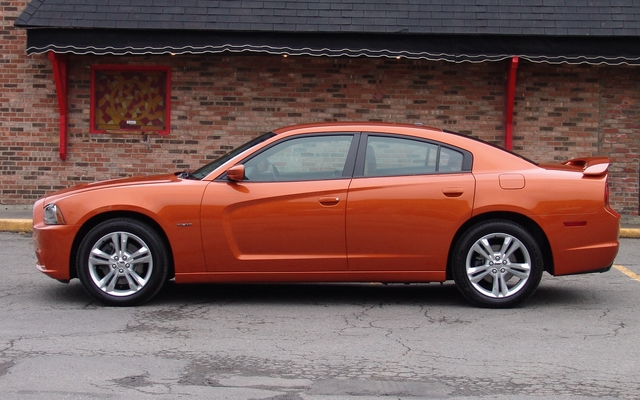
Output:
[{"xmin": 32, "ymin": 123, "xmax": 620, "ymax": 308}]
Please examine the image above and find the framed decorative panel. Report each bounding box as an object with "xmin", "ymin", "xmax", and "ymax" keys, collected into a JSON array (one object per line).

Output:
[{"xmin": 90, "ymin": 65, "xmax": 170, "ymax": 134}]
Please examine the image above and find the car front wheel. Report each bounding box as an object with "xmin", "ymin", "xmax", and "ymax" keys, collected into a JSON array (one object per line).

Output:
[
  {"xmin": 452, "ymin": 220, "xmax": 544, "ymax": 308},
  {"xmin": 76, "ymin": 218, "xmax": 169, "ymax": 306}
]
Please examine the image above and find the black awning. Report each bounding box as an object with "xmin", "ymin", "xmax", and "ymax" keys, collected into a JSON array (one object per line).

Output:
[{"xmin": 25, "ymin": 29, "xmax": 640, "ymax": 65}]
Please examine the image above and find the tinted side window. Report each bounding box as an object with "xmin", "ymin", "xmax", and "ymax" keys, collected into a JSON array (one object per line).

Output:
[
  {"xmin": 364, "ymin": 136, "xmax": 438, "ymax": 177},
  {"xmin": 362, "ymin": 135, "xmax": 468, "ymax": 177},
  {"xmin": 244, "ymin": 135, "xmax": 354, "ymax": 182},
  {"xmin": 439, "ymin": 147, "xmax": 464, "ymax": 172}
]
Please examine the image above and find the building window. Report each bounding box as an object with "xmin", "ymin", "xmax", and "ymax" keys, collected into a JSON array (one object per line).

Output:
[{"xmin": 90, "ymin": 65, "xmax": 170, "ymax": 135}]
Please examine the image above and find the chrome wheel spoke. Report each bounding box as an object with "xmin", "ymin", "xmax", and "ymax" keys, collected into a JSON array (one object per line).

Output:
[
  {"xmin": 89, "ymin": 248, "xmax": 112, "ymax": 266},
  {"xmin": 473, "ymin": 240, "xmax": 494, "ymax": 262},
  {"xmin": 501, "ymin": 238, "xmax": 521, "ymax": 260},
  {"xmin": 123, "ymin": 269, "xmax": 145, "ymax": 292},
  {"xmin": 468, "ymin": 265, "xmax": 492, "ymax": 283},
  {"xmin": 128, "ymin": 247, "xmax": 151, "ymax": 264},
  {"xmin": 127, "ymin": 267, "xmax": 147, "ymax": 287},
  {"xmin": 99, "ymin": 269, "xmax": 119, "ymax": 293},
  {"xmin": 493, "ymin": 273, "xmax": 510, "ymax": 297},
  {"xmin": 505, "ymin": 263, "xmax": 531, "ymax": 279},
  {"xmin": 110, "ymin": 232, "xmax": 123, "ymax": 254}
]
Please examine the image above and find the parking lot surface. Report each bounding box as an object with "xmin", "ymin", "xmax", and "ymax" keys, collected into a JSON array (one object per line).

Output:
[{"xmin": 1, "ymin": 232, "xmax": 639, "ymax": 399}]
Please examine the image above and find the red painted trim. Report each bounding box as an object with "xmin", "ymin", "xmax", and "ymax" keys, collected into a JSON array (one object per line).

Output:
[
  {"xmin": 90, "ymin": 65, "xmax": 171, "ymax": 135},
  {"xmin": 48, "ymin": 52, "xmax": 68, "ymax": 160},
  {"xmin": 505, "ymin": 56, "xmax": 519, "ymax": 151}
]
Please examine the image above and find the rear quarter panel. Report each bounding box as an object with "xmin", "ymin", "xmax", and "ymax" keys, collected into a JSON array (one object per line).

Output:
[{"xmin": 473, "ymin": 166, "xmax": 619, "ymax": 276}]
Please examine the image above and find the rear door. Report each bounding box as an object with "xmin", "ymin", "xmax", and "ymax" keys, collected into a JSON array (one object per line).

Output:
[{"xmin": 346, "ymin": 134, "xmax": 475, "ymax": 272}]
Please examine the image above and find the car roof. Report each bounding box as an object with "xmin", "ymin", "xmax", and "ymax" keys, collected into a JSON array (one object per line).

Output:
[{"xmin": 271, "ymin": 122, "xmax": 445, "ymax": 136}]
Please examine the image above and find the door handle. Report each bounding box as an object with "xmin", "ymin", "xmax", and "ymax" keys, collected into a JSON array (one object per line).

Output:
[
  {"xmin": 318, "ymin": 196, "xmax": 340, "ymax": 206},
  {"xmin": 442, "ymin": 187, "xmax": 464, "ymax": 197}
]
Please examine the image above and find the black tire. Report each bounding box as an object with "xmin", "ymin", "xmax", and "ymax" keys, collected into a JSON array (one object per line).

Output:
[
  {"xmin": 76, "ymin": 218, "xmax": 169, "ymax": 306},
  {"xmin": 452, "ymin": 220, "xmax": 544, "ymax": 308}
]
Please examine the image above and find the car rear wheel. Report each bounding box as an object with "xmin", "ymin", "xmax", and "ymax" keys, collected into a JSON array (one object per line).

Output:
[
  {"xmin": 76, "ymin": 218, "xmax": 169, "ymax": 306},
  {"xmin": 452, "ymin": 220, "xmax": 543, "ymax": 308}
]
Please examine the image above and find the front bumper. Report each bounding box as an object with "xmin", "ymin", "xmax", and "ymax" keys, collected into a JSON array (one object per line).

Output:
[{"xmin": 32, "ymin": 201, "xmax": 77, "ymax": 282}]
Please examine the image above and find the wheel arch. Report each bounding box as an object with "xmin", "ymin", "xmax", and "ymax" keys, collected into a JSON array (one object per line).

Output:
[
  {"xmin": 447, "ymin": 211, "xmax": 553, "ymax": 280},
  {"xmin": 69, "ymin": 211, "xmax": 175, "ymax": 281}
]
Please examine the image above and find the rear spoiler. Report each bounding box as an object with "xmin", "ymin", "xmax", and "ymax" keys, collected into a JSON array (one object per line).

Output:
[{"xmin": 563, "ymin": 157, "xmax": 610, "ymax": 177}]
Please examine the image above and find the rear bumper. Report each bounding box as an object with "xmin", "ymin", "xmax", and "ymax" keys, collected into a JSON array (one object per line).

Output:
[
  {"xmin": 544, "ymin": 206, "xmax": 620, "ymax": 276},
  {"xmin": 567, "ymin": 263, "xmax": 613, "ymax": 275}
]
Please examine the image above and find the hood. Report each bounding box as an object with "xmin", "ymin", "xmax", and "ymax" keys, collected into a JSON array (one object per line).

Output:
[{"xmin": 42, "ymin": 173, "xmax": 181, "ymax": 202}]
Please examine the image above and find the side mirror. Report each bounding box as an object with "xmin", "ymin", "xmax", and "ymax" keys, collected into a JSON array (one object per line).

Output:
[{"xmin": 226, "ymin": 164, "xmax": 245, "ymax": 182}]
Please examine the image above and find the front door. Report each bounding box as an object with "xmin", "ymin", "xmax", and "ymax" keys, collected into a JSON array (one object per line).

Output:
[{"xmin": 201, "ymin": 134, "xmax": 356, "ymax": 272}]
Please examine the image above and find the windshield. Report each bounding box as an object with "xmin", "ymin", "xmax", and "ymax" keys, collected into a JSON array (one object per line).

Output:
[{"xmin": 190, "ymin": 132, "xmax": 276, "ymax": 179}]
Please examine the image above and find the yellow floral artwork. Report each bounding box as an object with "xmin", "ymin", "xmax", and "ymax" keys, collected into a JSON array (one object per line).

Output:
[{"xmin": 95, "ymin": 70, "xmax": 167, "ymax": 132}]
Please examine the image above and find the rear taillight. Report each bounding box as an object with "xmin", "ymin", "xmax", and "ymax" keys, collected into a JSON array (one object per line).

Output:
[{"xmin": 605, "ymin": 177, "xmax": 610, "ymax": 207}]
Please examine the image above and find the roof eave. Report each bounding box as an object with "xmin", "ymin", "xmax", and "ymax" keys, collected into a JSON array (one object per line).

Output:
[{"xmin": 20, "ymin": 28, "xmax": 640, "ymax": 66}]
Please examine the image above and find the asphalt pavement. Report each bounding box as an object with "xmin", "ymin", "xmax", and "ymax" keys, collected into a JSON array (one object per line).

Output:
[
  {"xmin": 2, "ymin": 204, "xmax": 639, "ymax": 237},
  {"xmin": 1, "ymin": 232, "xmax": 639, "ymax": 398}
]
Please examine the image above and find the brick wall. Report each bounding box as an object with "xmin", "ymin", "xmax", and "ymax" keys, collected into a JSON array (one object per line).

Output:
[
  {"xmin": 1, "ymin": 1, "xmax": 59, "ymax": 202},
  {"xmin": 513, "ymin": 63, "xmax": 640, "ymax": 216},
  {"xmin": 599, "ymin": 68, "xmax": 640, "ymax": 216},
  {"xmin": 1, "ymin": 2, "xmax": 638, "ymax": 216}
]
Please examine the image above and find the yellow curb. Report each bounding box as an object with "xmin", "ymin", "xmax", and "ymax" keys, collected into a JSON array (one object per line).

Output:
[
  {"xmin": 0, "ymin": 219, "xmax": 32, "ymax": 233},
  {"xmin": 620, "ymin": 228, "xmax": 640, "ymax": 239}
]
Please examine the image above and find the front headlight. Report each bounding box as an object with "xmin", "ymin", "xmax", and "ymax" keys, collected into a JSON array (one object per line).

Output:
[{"xmin": 43, "ymin": 204, "xmax": 66, "ymax": 225}]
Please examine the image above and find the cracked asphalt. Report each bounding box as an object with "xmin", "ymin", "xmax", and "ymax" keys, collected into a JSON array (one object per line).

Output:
[{"xmin": 1, "ymin": 232, "xmax": 639, "ymax": 399}]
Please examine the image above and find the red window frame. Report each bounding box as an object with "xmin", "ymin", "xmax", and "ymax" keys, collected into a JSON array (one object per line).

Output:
[{"xmin": 90, "ymin": 65, "xmax": 171, "ymax": 135}]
